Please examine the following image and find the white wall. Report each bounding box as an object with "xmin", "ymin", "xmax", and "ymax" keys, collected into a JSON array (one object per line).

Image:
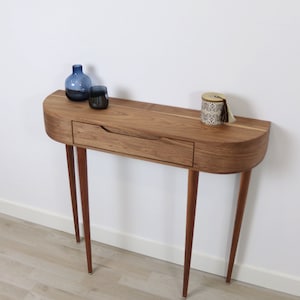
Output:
[{"xmin": 1, "ymin": 0, "xmax": 300, "ymax": 296}]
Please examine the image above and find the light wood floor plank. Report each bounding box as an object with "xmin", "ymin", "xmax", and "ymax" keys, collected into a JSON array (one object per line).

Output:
[{"xmin": 0, "ymin": 213, "xmax": 299, "ymax": 300}]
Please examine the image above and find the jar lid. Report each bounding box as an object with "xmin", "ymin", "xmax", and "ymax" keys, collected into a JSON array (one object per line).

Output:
[{"xmin": 202, "ymin": 92, "xmax": 226, "ymax": 102}]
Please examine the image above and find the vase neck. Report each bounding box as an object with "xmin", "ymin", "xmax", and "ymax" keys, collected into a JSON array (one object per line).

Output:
[{"xmin": 72, "ymin": 64, "xmax": 83, "ymax": 74}]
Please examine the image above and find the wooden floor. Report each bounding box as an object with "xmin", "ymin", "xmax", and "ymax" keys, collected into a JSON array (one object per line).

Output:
[{"xmin": 0, "ymin": 213, "xmax": 298, "ymax": 300}]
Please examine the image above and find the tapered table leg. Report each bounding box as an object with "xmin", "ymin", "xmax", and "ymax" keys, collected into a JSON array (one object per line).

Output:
[
  {"xmin": 226, "ymin": 169, "xmax": 252, "ymax": 282},
  {"xmin": 65, "ymin": 145, "xmax": 80, "ymax": 243},
  {"xmin": 77, "ymin": 147, "xmax": 93, "ymax": 273},
  {"xmin": 182, "ymin": 170, "xmax": 199, "ymax": 298}
]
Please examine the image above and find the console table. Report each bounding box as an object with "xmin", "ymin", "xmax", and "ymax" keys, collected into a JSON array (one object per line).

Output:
[{"xmin": 43, "ymin": 90, "xmax": 270, "ymax": 297}]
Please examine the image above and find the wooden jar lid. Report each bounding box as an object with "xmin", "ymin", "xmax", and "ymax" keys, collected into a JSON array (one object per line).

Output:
[{"xmin": 202, "ymin": 92, "xmax": 226, "ymax": 102}]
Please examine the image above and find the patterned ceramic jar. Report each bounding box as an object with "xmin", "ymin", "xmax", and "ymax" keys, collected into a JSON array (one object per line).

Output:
[{"xmin": 200, "ymin": 92, "xmax": 235, "ymax": 125}]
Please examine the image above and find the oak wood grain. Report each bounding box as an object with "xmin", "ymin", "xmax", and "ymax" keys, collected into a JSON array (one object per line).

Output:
[
  {"xmin": 43, "ymin": 90, "xmax": 270, "ymax": 173},
  {"xmin": 42, "ymin": 90, "xmax": 271, "ymax": 298},
  {"xmin": 73, "ymin": 122, "xmax": 194, "ymax": 167},
  {"xmin": 1, "ymin": 213, "xmax": 298, "ymax": 300}
]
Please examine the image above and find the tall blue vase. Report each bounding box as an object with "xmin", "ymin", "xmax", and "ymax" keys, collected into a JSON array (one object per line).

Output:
[{"xmin": 65, "ymin": 64, "xmax": 92, "ymax": 101}]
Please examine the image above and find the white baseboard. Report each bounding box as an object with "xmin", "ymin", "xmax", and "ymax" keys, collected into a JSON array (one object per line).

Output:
[{"xmin": 0, "ymin": 197, "xmax": 299, "ymax": 297}]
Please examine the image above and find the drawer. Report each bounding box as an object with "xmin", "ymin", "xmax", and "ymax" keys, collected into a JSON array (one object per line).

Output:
[{"xmin": 73, "ymin": 122, "xmax": 194, "ymax": 167}]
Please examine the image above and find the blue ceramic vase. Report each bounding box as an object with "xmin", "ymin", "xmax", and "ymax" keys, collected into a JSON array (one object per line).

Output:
[{"xmin": 65, "ymin": 64, "xmax": 92, "ymax": 101}]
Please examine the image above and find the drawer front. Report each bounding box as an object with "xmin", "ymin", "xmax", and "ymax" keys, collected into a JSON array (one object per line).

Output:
[{"xmin": 73, "ymin": 122, "xmax": 194, "ymax": 167}]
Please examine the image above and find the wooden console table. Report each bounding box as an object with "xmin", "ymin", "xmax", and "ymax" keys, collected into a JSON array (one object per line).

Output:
[{"xmin": 43, "ymin": 90, "xmax": 270, "ymax": 297}]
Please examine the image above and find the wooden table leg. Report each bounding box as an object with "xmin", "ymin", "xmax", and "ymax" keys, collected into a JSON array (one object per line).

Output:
[
  {"xmin": 226, "ymin": 169, "xmax": 252, "ymax": 282},
  {"xmin": 77, "ymin": 147, "xmax": 93, "ymax": 273},
  {"xmin": 182, "ymin": 170, "xmax": 199, "ymax": 298},
  {"xmin": 65, "ymin": 145, "xmax": 80, "ymax": 243}
]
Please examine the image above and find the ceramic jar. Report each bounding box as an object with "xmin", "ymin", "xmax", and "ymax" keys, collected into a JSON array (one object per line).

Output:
[{"xmin": 200, "ymin": 92, "xmax": 235, "ymax": 125}]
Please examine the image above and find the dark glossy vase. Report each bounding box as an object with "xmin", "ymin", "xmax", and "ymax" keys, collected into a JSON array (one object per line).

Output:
[{"xmin": 65, "ymin": 64, "xmax": 92, "ymax": 101}]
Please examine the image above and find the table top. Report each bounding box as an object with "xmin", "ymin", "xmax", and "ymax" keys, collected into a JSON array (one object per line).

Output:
[{"xmin": 43, "ymin": 90, "xmax": 271, "ymax": 174}]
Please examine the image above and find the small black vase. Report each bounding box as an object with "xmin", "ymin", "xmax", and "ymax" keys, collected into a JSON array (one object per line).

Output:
[
  {"xmin": 65, "ymin": 64, "xmax": 92, "ymax": 101},
  {"xmin": 89, "ymin": 86, "xmax": 109, "ymax": 109}
]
